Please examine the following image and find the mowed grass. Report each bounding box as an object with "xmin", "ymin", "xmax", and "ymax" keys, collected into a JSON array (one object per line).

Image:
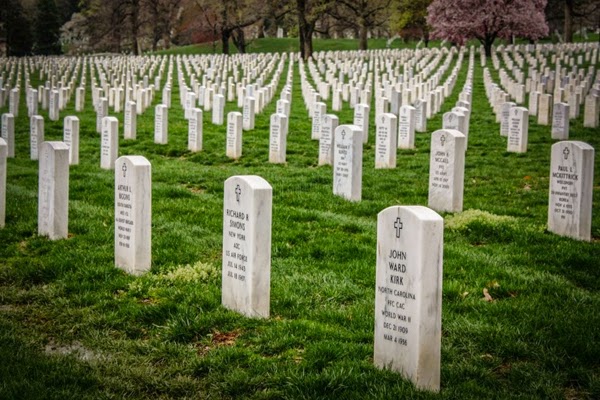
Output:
[{"xmin": 1, "ymin": 39, "xmax": 599, "ymax": 399}]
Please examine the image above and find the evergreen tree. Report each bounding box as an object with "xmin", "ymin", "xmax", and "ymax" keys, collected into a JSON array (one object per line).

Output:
[
  {"xmin": 2, "ymin": 0, "xmax": 34, "ymax": 56},
  {"xmin": 34, "ymin": 0, "xmax": 62, "ymax": 54}
]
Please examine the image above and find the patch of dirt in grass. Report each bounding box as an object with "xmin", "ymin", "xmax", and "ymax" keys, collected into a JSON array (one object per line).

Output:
[
  {"xmin": 197, "ymin": 330, "xmax": 241, "ymax": 356},
  {"xmin": 44, "ymin": 340, "xmax": 102, "ymax": 362},
  {"xmin": 184, "ymin": 184, "xmax": 206, "ymax": 195},
  {"xmin": 564, "ymin": 387, "xmax": 590, "ymax": 400}
]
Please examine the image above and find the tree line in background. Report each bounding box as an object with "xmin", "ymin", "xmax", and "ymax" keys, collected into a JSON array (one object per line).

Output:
[{"xmin": 0, "ymin": 0, "xmax": 598, "ymax": 58}]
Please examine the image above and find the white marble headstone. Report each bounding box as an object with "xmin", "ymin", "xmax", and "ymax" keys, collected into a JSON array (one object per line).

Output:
[
  {"xmin": 227, "ymin": 111, "xmax": 243, "ymax": 159},
  {"xmin": 49, "ymin": 90, "xmax": 60, "ymax": 122},
  {"xmin": 398, "ymin": 105, "xmax": 416, "ymax": 150},
  {"xmin": 414, "ymin": 100, "xmax": 427, "ymax": 132},
  {"xmin": 75, "ymin": 87, "xmax": 85, "ymax": 112},
  {"xmin": 354, "ymin": 104, "xmax": 370, "ymax": 144},
  {"xmin": 154, "ymin": 104, "xmax": 168, "ymax": 144},
  {"xmin": 188, "ymin": 108, "xmax": 203, "ymax": 152},
  {"xmin": 101, "ymin": 116, "xmax": 119, "ymax": 170},
  {"xmin": 375, "ymin": 113, "xmax": 398, "ymax": 169},
  {"xmin": 583, "ymin": 95, "xmax": 599, "ymax": 128},
  {"xmin": 96, "ymin": 97, "xmax": 108, "ymax": 133},
  {"xmin": 311, "ymin": 102, "xmax": 326, "ymax": 140},
  {"xmin": 319, "ymin": 114, "xmax": 339, "ymax": 166},
  {"xmin": 1, "ymin": 113, "xmax": 14, "ymax": 158},
  {"xmin": 374, "ymin": 205, "xmax": 443, "ymax": 392},
  {"xmin": 269, "ymin": 113, "xmax": 288, "ymax": 164},
  {"xmin": 243, "ymin": 97, "xmax": 255, "ymax": 131},
  {"xmin": 212, "ymin": 94, "xmax": 225, "ymax": 125},
  {"xmin": 551, "ymin": 102, "xmax": 570, "ymax": 140},
  {"xmin": 63, "ymin": 116, "xmax": 80, "ymax": 165},
  {"xmin": 38, "ymin": 141, "xmax": 70, "ymax": 240},
  {"xmin": 124, "ymin": 101, "xmax": 137, "ymax": 140},
  {"xmin": 222, "ymin": 175, "xmax": 272, "ymax": 318},
  {"xmin": 30, "ymin": 115, "xmax": 44, "ymax": 161},
  {"xmin": 333, "ymin": 125, "xmax": 363, "ymax": 201},
  {"xmin": 428, "ymin": 129, "xmax": 466, "ymax": 213},
  {"xmin": 500, "ymin": 102, "xmax": 516, "ymax": 137},
  {"xmin": 538, "ymin": 94, "xmax": 553, "ymax": 125},
  {"xmin": 548, "ymin": 141, "xmax": 594, "ymax": 241},
  {"xmin": 115, "ymin": 155, "xmax": 152, "ymax": 275},
  {"xmin": 507, "ymin": 107, "xmax": 528, "ymax": 153}
]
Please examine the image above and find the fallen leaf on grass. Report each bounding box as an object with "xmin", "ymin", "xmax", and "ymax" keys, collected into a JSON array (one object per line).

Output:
[
  {"xmin": 461, "ymin": 292, "xmax": 469, "ymax": 299},
  {"xmin": 482, "ymin": 288, "xmax": 494, "ymax": 302}
]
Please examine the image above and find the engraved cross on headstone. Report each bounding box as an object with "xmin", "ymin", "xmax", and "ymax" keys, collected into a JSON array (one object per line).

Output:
[
  {"xmin": 341, "ymin": 129, "xmax": 346, "ymax": 140},
  {"xmin": 394, "ymin": 217, "xmax": 403, "ymax": 238},
  {"xmin": 563, "ymin": 147, "xmax": 570, "ymax": 160},
  {"xmin": 440, "ymin": 134, "xmax": 446, "ymax": 147},
  {"xmin": 235, "ymin": 184, "xmax": 242, "ymax": 202},
  {"xmin": 122, "ymin": 162, "xmax": 127, "ymax": 177}
]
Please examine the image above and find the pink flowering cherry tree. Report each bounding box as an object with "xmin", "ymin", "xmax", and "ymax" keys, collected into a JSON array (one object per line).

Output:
[{"xmin": 427, "ymin": 0, "xmax": 549, "ymax": 56}]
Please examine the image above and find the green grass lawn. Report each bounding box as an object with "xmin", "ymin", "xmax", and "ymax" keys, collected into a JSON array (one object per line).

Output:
[{"xmin": 1, "ymin": 39, "xmax": 599, "ymax": 399}]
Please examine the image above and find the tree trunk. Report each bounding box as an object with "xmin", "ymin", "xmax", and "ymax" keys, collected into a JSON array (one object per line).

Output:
[
  {"xmin": 303, "ymin": 30, "xmax": 313, "ymax": 60},
  {"xmin": 257, "ymin": 18, "xmax": 265, "ymax": 38},
  {"xmin": 358, "ymin": 17, "xmax": 368, "ymax": 50},
  {"xmin": 221, "ymin": 29, "xmax": 230, "ymax": 55},
  {"xmin": 233, "ymin": 27, "xmax": 246, "ymax": 53},
  {"xmin": 483, "ymin": 35, "xmax": 494, "ymax": 58},
  {"xmin": 564, "ymin": 0, "xmax": 574, "ymax": 43}
]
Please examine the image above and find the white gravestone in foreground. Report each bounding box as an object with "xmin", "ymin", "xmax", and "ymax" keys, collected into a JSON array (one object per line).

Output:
[
  {"xmin": 0, "ymin": 138, "xmax": 6, "ymax": 227},
  {"xmin": 269, "ymin": 113, "xmax": 288, "ymax": 164},
  {"xmin": 63, "ymin": 116, "xmax": 80, "ymax": 165},
  {"xmin": 548, "ymin": 141, "xmax": 594, "ymax": 241},
  {"xmin": 222, "ymin": 175, "xmax": 272, "ymax": 318},
  {"xmin": 374, "ymin": 205, "xmax": 443, "ymax": 392},
  {"xmin": 428, "ymin": 129, "xmax": 466, "ymax": 213},
  {"xmin": 507, "ymin": 107, "xmax": 529, "ymax": 153},
  {"xmin": 319, "ymin": 114, "xmax": 339, "ymax": 166},
  {"xmin": 188, "ymin": 108, "xmax": 203, "ymax": 152},
  {"xmin": 38, "ymin": 141, "xmax": 70, "ymax": 240},
  {"xmin": 101, "ymin": 117, "xmax": 119, "ymax": 170},
  {"xmin": 227, "ymin": 111, "xmax": 243, "ymax": 159},
  {"xmin": 30, "ymin": 115, "xmax": 44, "ymax": 161},
  {"xmin": 333, "ymin": 125, "xmax": 363, "ymax": 202},
  {"xmin": 1, "ymin": 113, "xmax": 14, "ymax": 158},
  {"xmin": 115, "ymin": 156, "xmax": 152, "ymax": 275},
  {"xmin": 375, "ymin": 113, "xmax": 398, "ymax": 169}
]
